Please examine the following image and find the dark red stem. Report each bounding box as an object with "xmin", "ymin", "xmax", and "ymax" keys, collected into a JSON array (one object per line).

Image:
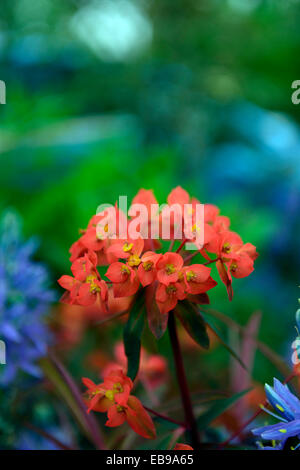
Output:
[
  {"xmin": 144, "ymin": 406, "xmax": 186, "ymax": 428},
  {"xmin": 168, "ymin": 312, "xmax": 200, "ymax": 449},
  {"xmin": 203, "ymin": 257, "xmax": 219, "ymax": 265},
  {"xmin": 24, "ymin": 422, "xmax": 75, "ymax": 450},
  {"xmin": 176, "ymin": 238, "xmax": 187, "ymax": 253}
]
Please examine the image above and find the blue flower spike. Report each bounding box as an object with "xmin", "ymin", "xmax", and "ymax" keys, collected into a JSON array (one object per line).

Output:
[
  {"xmin": 0, "ymin": 210, "xmax": 54, "ymax": 386},
  {"xmin": 252, "ymin": 378, "xmax": 300, "ymax": 450}
]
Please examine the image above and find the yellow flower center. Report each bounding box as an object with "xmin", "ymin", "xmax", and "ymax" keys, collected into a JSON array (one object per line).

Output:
[
  {"xmin": 128, "ymin": 254, "xmax": 141, "ymax": 267},
  {"xmin": 223, "ymin": 242, "xmax": 231, "ymax": 254},
  {"xmin": 230, "ymin": 263, "xmax": 237, "ymax": 272},
  {"xmin": 123, "ymin": 242, "xmax": 133, "ymax": 252},
  {"xmin": 166, "ymin": 285, "xmax": 177, "ymax": 295},
  {"xmin": 105, "ymin": 390, "xmax": 115, "ymax": 401},
  {"xmin": 186, "ymin": 270, "xmax": 196, "ymax": 282},
  {"xmin": 113, "ymin": 382, "xmax": 123, "ymax": 393},
  {"xmin": 165, "ymin": 264, "xmax": 175, "ymax": 275},
  {"xmin": 143, "ymin": 261, "xmax": 153, "ymax": 271},
  {"xmin": 105, "ymin": 382, "xmax": 124, "ymax": 401},
  {"xmin": 86, "ymin": 275, "xmax": 101, "ymax": 293},
  {"xmin": 121, "ymin": 264, "xmax": 130, "ymax": 275},
  {"xmin": 96, "ymin": 222, "xmax": 110, "ymax": 240},
  {"xmin": 192, "ymin": 223, "xmax": 201, "ymax": 234}
]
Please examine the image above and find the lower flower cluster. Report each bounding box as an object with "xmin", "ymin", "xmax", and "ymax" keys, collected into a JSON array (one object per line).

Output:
[{"xmin": 82, "ymin": 369, "xmax": 156, "ymax": 439}]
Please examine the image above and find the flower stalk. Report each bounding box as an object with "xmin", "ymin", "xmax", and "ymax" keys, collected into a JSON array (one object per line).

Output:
[{"xmin": 168, "ymin": 311, "xmax": 200, "ymax": 449}]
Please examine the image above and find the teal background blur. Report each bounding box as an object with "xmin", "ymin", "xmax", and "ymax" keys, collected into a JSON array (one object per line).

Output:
[{"xmin": 1, "ymin": 0, "xmax": 300, "ymax": 388}]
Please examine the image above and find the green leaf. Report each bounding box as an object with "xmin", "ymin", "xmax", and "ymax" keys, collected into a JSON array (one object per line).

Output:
[
  {"xmin": 146, "ymin": 282, "xmax": 169, "ymax": 339},
  {"xmin": 175, "ymin": 300, "xmax": 209, "ymax": 349},
  {"xmin": 202, "ymin": 308, "xmax": 292, "ymax": 375},
  {"xmin": 138, "ymin": 435, "xmax": 173, "ymax": 450},
  {"xmin": 200, "ymin": 312, "xmax": 248, "ymax": 371},
  {"xmin": 124, "ymin": 294, "xmax": 146, "ymax": 381},
  {"xmin": 197, "ymin": 388, "xmax": 251, "ymax": 431}
]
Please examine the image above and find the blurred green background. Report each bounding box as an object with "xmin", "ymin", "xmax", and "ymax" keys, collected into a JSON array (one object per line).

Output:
[{"xmin": 1, "ymin": 0, "xmax": 300, "ymax": 417}]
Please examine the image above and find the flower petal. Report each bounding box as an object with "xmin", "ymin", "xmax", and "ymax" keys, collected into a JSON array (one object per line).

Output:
[{"xmin": 126, "ymin": 395, "xmax": 156, "ymax": 439}]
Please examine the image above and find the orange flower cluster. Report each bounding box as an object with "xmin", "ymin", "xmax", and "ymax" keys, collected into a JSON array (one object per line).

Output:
[{"xmin": 58, "ymin": 186, "xmax": 258, "ymax": 315}]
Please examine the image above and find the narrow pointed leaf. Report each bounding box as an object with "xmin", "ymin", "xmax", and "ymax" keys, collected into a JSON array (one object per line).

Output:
[
  {"xmin": 203, "ymin": 308, "xmax": 291, "ymax": 377},
  {"xmin": 146, "ymin": 282, "xmax": 169, "ymax": 339},
  {"xmin": 197, "ymin": 388, "xmax": 251, "ymax": 431},
  {"xmin": 124, "ymin": 293, "xmax": 145, "ymax": 381},
  {"xmin": 40, "ymin": 354, "xmax": 105, "ymax": 449},
  {"xmin": 175, "ymin": 300, "xmax": 209, "ymax": 349},
  {"xmin": 201, "ymin": 312, "xmax": 248, "ymax": 371}
]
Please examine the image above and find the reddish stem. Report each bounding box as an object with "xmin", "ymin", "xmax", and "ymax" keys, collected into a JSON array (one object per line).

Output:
[
  {"xmin": 218, "ymin": 405, "xmax": 266, "ymax": 449},
  {"xmin": 203, "ymin": 257, "xmax": 219, "ymax": 266},
  {"xmin": 168, "ymin": 312, "xmax": 200, "ymax": 448},
  {"xmin": 168, "ymin": 239, "xmax": 175, "ymax": 252},
  {"xmin": 183, "ymin": 251, "xmax": 199, "ymax": 264},
  {"xmin": 176, "ymin": 238, "xmax": 187, "ymax": 253},
  {"xmin": 144, "ymin": 406, "xmax": 186, "ymax": 428},
  {"xmin": 24, "ymin": 422, "xmax": 75, "ymax": 450}
]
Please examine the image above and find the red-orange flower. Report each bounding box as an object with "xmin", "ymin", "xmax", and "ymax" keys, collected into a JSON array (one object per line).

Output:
[
  {"xmin": 181, "ymin": 264, "xmax": 214, "ymax": 295},
  {"xmin": 101, "ymin": 341, "xmax": 168, "ymax": 389},
  {"xmin": 138, "ymin": 251, "xmax": 162, "ymax": 287},
  {"xmin": 59, "ymin": 187, "xmax": 258, "ymax": 326},
  {"xmin": 58, "ymin": 272, "xmax": 108, "ymax": 308},
  {"xmin": 213, "ymin": 232, "xmax": 259, "ymax": 300},
  {"xmin": 69, "ymin": 238, "xmax": 87, "ymax": 263},
  {"xmin": 156, "ymin": 252, "xmax": 184, "ymax": 285},
  {"xmin": 82, "ymin": 369, "xmax": 156, "ymax": 439},
  {"xmin": 58, "ymin": 251, "xmax": 108, "ymax": 308},
  {"xmin": 107, "ymin": 238, "xmax": 144, "ymax": 263},
  {"xmin": 173, "ymin": 443, "xmax": 193, "ymax": 450},
  {"xmin": 156, "ymin": 281, "xmax": 186, "ymax": 314},
  {"xmin": 80, "ymin": 216, "xmax": 105, "ymax": 252},
  {"xmin": 71, "ymin": 250, "xmax": 98, "ymax": 281},
  {"xmin": 77, "ymin": 276, "xmax": 108, "ymax": 308},
  {"xmin": 57, "ymin": 274, "xmax": 81, "ymax": 304},
  {"xmin": 106, "ymin": 262, "xmax": 140, "ymax": 297}
]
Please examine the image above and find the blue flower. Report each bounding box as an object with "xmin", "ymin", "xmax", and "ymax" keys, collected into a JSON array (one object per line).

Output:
[
  {"xmin": 0, "ymin": 210, "xmax": 55, "ymax": 386},
  {"xmin": 252, "ymin": 378, "xmax": 300, "ymax": 450}
]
